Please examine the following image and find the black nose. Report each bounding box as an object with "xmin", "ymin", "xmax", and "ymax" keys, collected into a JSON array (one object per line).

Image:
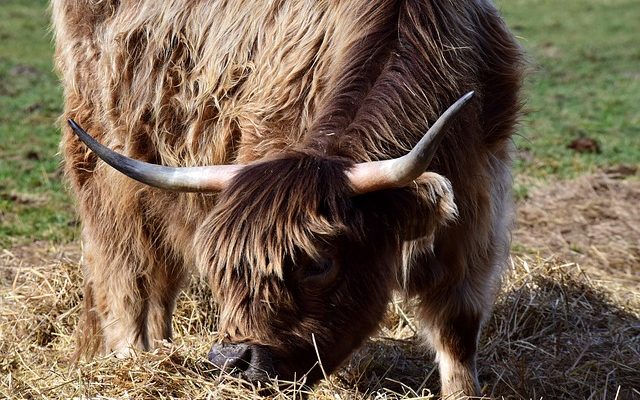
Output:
[
  {"xmin": 208, "ymin": 342, "xmax": 253, "ymax": 372},
  {"xmin": 208, "ymin": 342, "xmax": 276, "ymax": 381}
]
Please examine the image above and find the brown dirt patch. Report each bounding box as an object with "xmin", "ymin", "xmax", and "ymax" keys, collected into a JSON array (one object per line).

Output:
[
  {"xmin": 0, "ymin": 242, "xmax": 78, "ymax": 286},
  {"xmin": 515, "ymin": 173, "xmax": 640, "ymax": 307}
]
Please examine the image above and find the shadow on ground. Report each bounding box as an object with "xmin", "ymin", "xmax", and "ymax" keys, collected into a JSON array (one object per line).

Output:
[{"xmin": 338, "ymin": 258, "xmax": 640, "ymax": 399}]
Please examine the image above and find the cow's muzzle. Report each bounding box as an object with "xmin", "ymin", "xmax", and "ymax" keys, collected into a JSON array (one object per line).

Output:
[{"xmin": 208, "ymin": 342, "xmax": 275, "ymax": 382}]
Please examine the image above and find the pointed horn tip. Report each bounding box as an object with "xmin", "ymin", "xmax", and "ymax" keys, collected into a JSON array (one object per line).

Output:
[
  {"xmin": 460, "ymin": 91, "xmax": 475, "ymax": 103},
  {"xmin": 440, "ymin": 91, "xmax": 475, "ymax": 116},
  {"xmin": 67, "ymin": 118, "xmax": 82, "ymax": 134}
]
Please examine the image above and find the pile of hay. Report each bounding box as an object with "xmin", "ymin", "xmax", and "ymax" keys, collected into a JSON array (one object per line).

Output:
[{"xmin": 1, "ymin": 174, "xmax": 638, "ymax": 399}]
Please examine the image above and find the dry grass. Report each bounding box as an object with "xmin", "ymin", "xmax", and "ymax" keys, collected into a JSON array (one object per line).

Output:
[
  {"xmin": 1, "ymin": 174, "xmax": 639, "ymax": 399},
  {"xmin": 515, "ymin": 172, "xmax": 640, "ymax": 308}
]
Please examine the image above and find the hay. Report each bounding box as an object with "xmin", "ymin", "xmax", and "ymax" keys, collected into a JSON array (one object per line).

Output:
[
  {"xmin": 1, "ymin": 174, "xmax": 639, "ymax": 399},
  {"xmin": 482, "ymin": 257, "xmax": 639, "ymax": 399}
]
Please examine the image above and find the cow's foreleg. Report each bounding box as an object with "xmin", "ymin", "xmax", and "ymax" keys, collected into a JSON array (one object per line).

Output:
[
  {"xmin": 409, "ymin": 166, "xmax": 511, "ymax": 398},
  {"xmin": 417, "ymin": 290, "xmax": 483, "ymax": 398},
  {"xmin": 144, "ymin": 263, "xmax": 188, "ymax": 348},
  {"xmin": 82, "ymin": 236, "xmax": 187, "ymax": 356},
  {"xmin": 81, "ymin": 235, "xmax": 150, "ymax": 358},
  {"xmin": 407, "ymin": 232, "xmax": 506, "ymax": 397}
]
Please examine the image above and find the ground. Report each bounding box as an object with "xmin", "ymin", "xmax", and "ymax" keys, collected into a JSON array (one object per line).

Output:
[
  {"xmin": 0, "ymin": 0, "xmax": 639, "ymax": 399},
  {"xmin": 2, "ymin": 174, "xmax": 638, "ymax": 399}
]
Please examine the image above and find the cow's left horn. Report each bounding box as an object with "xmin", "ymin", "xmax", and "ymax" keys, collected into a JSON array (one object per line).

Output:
[
  {"xmin": 346, "ymin": 91, "xmax": 474, "ymax": 194},
  {"xmin": 67, "ymin": 119, "xmax": 242, "ymax": 192}
]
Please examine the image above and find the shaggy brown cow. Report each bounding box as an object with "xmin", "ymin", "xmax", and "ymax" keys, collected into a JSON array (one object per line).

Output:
[{"xmin": 52, "ymin": 0, "xmax": 523, "ymax": 397}]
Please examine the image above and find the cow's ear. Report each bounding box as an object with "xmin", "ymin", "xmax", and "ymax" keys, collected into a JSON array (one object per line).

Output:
[{"xmin": 353, "ymin": 175, "xmax": 457, "ymax": 242}]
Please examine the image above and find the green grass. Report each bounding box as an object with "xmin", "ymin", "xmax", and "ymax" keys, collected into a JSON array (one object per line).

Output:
[
  {"xmin": 0, "ymin": 0, "xmax": 75, "ymax": 247},
  {"xmin": 497, "ymin": 0, "xmax": 640, "ymax": 179},
  {"xmin": 1, "ymin": 0, "xmax": 639, "ymax": 246}
]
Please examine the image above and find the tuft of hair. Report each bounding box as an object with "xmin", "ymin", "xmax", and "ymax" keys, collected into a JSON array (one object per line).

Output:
[{"xmin": 195, "ymin": 153, "xmax": 355, "ymax": 291}]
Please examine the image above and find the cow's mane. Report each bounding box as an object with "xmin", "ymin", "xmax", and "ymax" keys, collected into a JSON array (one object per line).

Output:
[{"xmin": 305, "ymin": 0, "xmax": 523, "ymax": 176}]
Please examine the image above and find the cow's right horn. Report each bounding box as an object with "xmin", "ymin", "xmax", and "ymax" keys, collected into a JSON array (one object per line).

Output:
[
  {"xmin": 346, "ymin": 91, "xmax": 474, "ymax": 194},
  {"xmin": 67, "ymin": 119, "xmax": 242, "ymax": 192}
]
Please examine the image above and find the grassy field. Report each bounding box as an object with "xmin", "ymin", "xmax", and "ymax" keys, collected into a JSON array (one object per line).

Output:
[
  {"xmin": 0, "ymin": 0, "xmax": 73, "ymax": 247},
  {"xmin": 500, "ymin": 0, "xmax": 640, "ymax": 179},
  {"xmin": 1, "ymin": 0, "xmax": 639, "ymax": 399}
]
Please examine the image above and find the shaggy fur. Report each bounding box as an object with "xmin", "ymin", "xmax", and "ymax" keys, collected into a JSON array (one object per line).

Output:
[{"xmin": 52, "ymin": 0, "xmax": 523, "ymax": 396}]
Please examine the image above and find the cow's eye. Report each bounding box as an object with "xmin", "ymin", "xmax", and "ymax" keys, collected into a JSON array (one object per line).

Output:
[{"xmin": 302, "ymin": 258, "xmax": 339, "ymax": 286}]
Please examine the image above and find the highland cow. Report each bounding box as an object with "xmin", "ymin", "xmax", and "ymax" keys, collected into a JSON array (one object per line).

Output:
[{"xmin": 52, "ymin": 0, "xmax": 523, "ymax": 397}]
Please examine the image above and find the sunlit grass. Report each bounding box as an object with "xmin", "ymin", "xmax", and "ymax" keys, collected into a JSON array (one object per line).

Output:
[
  {"xmin": 0, "ymin": 0, "xmax": 74, "ymax": 247},
  {"xmin": 497, "ymin": 0, "xmax": 640, "ymax": 179}
]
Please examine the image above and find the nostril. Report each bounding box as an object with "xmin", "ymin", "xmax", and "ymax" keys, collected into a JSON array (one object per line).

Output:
[{"xmin": 208, "ymin": 343, "xmax": 252, "ymax": 372}]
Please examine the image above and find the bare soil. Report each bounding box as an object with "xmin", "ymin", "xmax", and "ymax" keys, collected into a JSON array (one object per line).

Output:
[{"xmin": 515, "ymin": 173, "xmax": 640, "ymax": 307}]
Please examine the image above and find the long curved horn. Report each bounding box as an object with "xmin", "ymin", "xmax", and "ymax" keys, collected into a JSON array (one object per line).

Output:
[
  {"xmin": 347, "ymin": 91, "xmax": 474, "ymax": 194},
  {"xmin": 67, "ymin": 119, "xmax": 242, "ymax": 192}
]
